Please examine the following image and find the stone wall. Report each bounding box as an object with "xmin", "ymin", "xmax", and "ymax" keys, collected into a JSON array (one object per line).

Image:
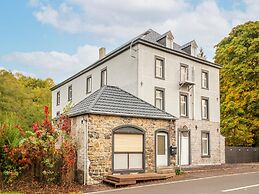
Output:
[
  {"xmin": 175, "ymin": 118, "xmax": 225, "ymax": 165},
  {"xmin": 71, "ymin": 114, "xmax": 175, "ymax": 185}
]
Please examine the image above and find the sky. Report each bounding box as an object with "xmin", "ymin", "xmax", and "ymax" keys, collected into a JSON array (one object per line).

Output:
[{"xmin": 0, "ymin": 0, "xmax": 258, "ymax": 83}]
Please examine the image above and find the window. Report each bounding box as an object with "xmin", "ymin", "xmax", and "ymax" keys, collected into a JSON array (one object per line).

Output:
[
  {"xmin": 68, "ymin": 85, "xmax": 72, "ymax": 101},
  {"xmin": 155, "ymin": 88, "xmax": 165, "ymax": 110},
  {"xmin": 201, "ymin": 132, "xmax": 210, "ymax": 157},
  {"xmin": 180, "ymin": 94, "xmax": 188, "ymax": 117},
  {"xmin": 101, "ymin": 68, "xmax": 107, "ymax": 87},
  {"xmin": 56, "ymin": 91, "xmax": 60, "ymax": 106},
  {"xmin": 201, "ymin": 70, "xmax": 209, "ymax": 89},
  {"xmin": 155, "ymin": 57, "xmax": 165, "ymax": 79},
  {"xmin": 113, "ymin": 126, "xmax": 144, "ymax": 172},
  {"xmin": 201, "ymin": 98, "xmax": 209, "ymax": 120},
  {"xmin": 86, "ymin": 76, "xmax": 92, "ymax": 94},
  {"xmin": 180, "ymin": 64, "xmax": 188, "ymax": 82}
]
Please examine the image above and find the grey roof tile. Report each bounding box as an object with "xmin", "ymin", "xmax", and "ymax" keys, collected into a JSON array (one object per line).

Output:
[{"xmin": 68, "ymin": 85, "xmax": 177, "ymax": 120}]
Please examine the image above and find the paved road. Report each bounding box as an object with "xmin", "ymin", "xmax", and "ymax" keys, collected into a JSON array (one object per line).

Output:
[{"xmin": 89, "ymin": 171, "xmax": 259, "ymax": 194}]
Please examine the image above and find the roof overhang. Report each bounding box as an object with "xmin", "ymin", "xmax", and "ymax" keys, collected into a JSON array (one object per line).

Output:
[{"xmin": 68, "ymin": 110, "xmax": 178, "ymax": 120}]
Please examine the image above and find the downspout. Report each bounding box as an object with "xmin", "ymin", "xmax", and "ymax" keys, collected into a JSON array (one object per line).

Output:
[{"xmin": 83, "ymin": 115, "xmax": 89, "ymax": 185}]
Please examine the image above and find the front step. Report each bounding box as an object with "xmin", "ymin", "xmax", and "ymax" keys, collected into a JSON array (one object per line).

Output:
[{"xmin": 157, "ymin": 166, "xmax": 175, "ymax": 174}]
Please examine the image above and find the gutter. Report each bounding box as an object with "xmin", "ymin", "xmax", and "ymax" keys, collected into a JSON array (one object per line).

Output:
[{"xmin": 83, "ymin": 115, "xmax": 89, "ymax": 185}]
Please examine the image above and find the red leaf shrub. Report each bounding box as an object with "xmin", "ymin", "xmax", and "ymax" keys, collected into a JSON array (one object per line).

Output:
[{"xmin": 1, "ymin": 106, "xmax": 77, "ymax": 184}]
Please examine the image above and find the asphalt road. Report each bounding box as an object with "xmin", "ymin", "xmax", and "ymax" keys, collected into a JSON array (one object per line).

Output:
[{"xmin": 89, "ymin": 171, "xmax": 259, "ymax": 194}]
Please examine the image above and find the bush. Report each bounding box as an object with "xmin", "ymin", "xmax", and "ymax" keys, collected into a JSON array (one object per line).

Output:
[{"xmin": 0, "ymin": 106, "xmax": 77, "ymax": 184}]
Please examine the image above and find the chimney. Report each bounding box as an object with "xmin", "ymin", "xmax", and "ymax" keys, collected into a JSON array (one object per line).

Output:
[{"xmin": 99, "ymin": 47, "xmax": 106, "ymax": 60}]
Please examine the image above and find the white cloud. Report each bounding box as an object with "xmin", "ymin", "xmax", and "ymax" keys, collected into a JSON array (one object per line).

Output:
[
  {"xmin": 2, "ymin": 0, "xmax": 258, "ymax": 83},
  {"xmin": 30, "ymin": 0, "xmax": 259, "ymax": 60},
  {"xmin": 0, "ymin": 66, "xmax": 36, "ymax": 78},
  {"xmin": 1, "ymin": 44, "xmax": 99, "ymax": 82}
]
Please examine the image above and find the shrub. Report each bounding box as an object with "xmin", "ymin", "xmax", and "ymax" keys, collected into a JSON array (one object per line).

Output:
[
  {"xmin": 1, "ymin": 106, "xmax": 77, "ymax": 184},
  {"xmin": 175, "ymin": 167, "xmax": 184, "ymax": 175}
]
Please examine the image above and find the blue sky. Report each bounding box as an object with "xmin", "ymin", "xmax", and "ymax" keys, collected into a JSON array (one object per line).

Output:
[{"xmin": 0, "ymin": 0, "xmax": 258, "ymax": 83}]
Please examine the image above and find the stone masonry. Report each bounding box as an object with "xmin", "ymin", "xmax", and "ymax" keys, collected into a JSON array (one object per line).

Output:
[
  {"xmin": 71, "ymin": 114, "xmax": 176, "ymax": 185},
  {"xmin": 176, "ymin": 118, "xmax": 225, "ymax": 165}
]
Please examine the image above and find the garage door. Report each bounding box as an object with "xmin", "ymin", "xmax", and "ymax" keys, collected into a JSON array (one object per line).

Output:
[{"xmin": 114, "ymin": 134, "xmax": 143, "ymax": 171}]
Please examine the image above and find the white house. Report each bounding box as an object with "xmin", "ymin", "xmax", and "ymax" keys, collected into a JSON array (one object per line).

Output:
[{"xmin": 51, "ymin": 29, "xmax": 225, "ymax": 167}]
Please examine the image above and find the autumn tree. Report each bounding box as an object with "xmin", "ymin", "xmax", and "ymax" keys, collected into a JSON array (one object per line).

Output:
[{"xmin": 215, "ymin": 21, "xmax": 259, "ymax": 146}]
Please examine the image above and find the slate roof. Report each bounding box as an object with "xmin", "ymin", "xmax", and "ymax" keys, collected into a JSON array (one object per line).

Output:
[
  {"xmin": 68, "ymin": 85, "xmax": 177, "ymax": 120},
  {"xmin": 139, "ymin": 29, "xmax": 186, "ymax": 53}
]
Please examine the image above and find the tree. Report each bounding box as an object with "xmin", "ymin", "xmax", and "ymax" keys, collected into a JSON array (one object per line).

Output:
[
  {"xmin": 197, "ymin": 47, "xmax": 206, "ymax": 59},
  {"xmin": 0, "ymin": 69, "xmax": 54, "ymax": 130},
  {"xmin": 215, "ymin": 21, "xmax": 259, "ymax": 146}
]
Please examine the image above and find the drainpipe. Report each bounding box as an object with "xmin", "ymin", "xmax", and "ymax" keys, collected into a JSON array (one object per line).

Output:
[{"xmin": 83, "ymin": 115, "xmax": 89, "ymax": 185}]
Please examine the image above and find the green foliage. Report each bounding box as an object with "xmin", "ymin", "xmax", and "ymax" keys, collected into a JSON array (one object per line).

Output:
[
  {"xmin": 0, "ymin": 70, "xmax": 54, "ymax": 130},
  {"xmin": 215, "ymin": 21, "xmax": 259, "ymax": 146},
  {"xmin": 175, "ymin": 167, "xmax": 184, "ymax": 175}
]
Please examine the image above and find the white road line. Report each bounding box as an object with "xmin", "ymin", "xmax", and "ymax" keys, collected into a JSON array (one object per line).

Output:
[
  {"xmin": 222, "ymin": 184, "xmax": 259, "ymax": 192},
  {"xmin": 86, "ymin": 171, "xmax": 259, "ymax": 194}
]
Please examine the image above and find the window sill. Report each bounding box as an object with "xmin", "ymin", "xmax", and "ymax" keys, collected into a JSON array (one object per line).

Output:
[
  {"xmin": 180, "ymin": 115, "xmax": 189, "ymax": 119},
  {"xmin": 201, "ymin": 155, "xmax": 211, "ymax": 158},
  {"xmin": 201, "ymin": 87, "xmax": 209, "ymax": 90},
  {"xmin": 155, "ymin": 76, "xmax": 165, "ymax": 80}
]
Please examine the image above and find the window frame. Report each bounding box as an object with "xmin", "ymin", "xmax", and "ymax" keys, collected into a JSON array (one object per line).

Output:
[
  {"xmin": 201, "ymin": 97, "xmax": 209, "ymax": 120},
  {"xmin": 56, "ymin": 91, "xmax": 60, "ymax": 106},
  {"xmin": 180, "ymin": 63, "xmax": 189, "ymax": 82},
  {"xmin": 201, "ymin": 69, "xmax": 209, "ymax": 89},
  {"xmin": 86, "ymin": 75, "xmax": 92, "ymax": 94},
  {"xmin": 201, "ymin": 131, "xmax": 210, "ymax": 158},
  {"xmin": 155, "ymin": 56, "xmax": 165, "ymax": 80},
  {"xmin": 112, "ymin": 125, "xmax": 145, "ymax": 173},
  {"xmin": 154, "ymin": 87, "xmax": 165, "ymax": 110},
  {"xmin": 101, "ymin": 67, "xmax": 107, "ymax": 87},
  {"xmin": 68, "ymin": 85, "xmax": 72, "ymax": 102},
  {"xmin": 179, "ymin": 93, "xmax": 188, "ymax": 118}
]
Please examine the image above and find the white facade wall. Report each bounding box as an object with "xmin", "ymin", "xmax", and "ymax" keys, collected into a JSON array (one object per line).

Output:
[
  {"xmin": 52, "ymin": 49, "xmax": 138, "ymax": 117},
  {"xmin": 137, "ymin": 44, "xmax": 220, "ymax": 122}
]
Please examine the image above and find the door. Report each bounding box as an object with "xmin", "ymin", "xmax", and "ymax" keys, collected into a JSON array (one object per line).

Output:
[
  {"xmin": 179, "ymin": 131, "xmax": 190, "ymax": 165},
  {"xmin": 156, "ymin": 132, "xmax": 168, "ymax": 167}
]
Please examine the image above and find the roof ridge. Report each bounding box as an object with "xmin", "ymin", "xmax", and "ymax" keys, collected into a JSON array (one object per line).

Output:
[{"xmin": 88, "ymin": 86, "xmax": 107, "ymax": 111}]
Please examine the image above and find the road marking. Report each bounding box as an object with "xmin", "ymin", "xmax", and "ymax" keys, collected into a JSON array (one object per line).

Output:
[
  {"xmin": 222, "ymin": 184, "xmax": 259, "ymax": 192},
  {"xmin": 86, "ymin": 171, "xmax": 259, "ymax": 193}
]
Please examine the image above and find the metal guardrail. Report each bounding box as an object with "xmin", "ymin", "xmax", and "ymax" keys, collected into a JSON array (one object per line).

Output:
[{"xmin": 225, "ymin": 146, "xmax": 259, "ymax": 163}]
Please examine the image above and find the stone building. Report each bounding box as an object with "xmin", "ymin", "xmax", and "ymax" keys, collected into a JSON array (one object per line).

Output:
[{"xmin": 69, "ymin": 85, "xmax": 177, "ymax": 185}]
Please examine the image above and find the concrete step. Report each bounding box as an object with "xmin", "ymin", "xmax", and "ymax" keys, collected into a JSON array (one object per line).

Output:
[{"xmin": 157, "ymin": 166, "xmax": 175, "ymax": 174}]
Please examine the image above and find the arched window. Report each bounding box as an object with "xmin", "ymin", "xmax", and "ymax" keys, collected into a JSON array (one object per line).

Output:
[{"xmin": 113, "ymin": 125, "xmax": 145, "ymax": 172}]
